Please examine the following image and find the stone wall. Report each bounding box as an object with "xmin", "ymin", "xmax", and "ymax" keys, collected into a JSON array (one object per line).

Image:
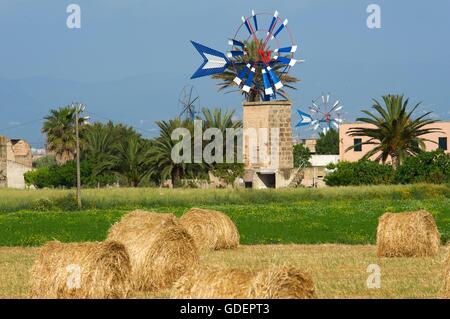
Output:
[
  {"xmin": 0, "ymin": 136, "xmax": 7, "ymax": 188},
  {"xmin": 242, "ymin": 100, "xmax": 294, "ymax": 189},
  {"xmin": 0, "ymin": 136, "xmax": 32, "ymax": 189},
  {"xmin": 243, "ymin": 100, "xmax": 294, "ymax": 170}
]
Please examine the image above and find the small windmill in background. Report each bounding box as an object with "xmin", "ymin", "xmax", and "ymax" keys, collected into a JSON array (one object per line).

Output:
[
  {"xmin": 309, "ymin": 93, "xmax": 343, "ymax": 134},
  {"xmin": 178, "ymin": 85, "xmax": 200, "ymax": 120}
]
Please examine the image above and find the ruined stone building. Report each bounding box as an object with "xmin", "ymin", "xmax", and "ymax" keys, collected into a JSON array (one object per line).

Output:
[{"xmin": 0, "ymin": 136, "xmax": 33, "ymax": 189}]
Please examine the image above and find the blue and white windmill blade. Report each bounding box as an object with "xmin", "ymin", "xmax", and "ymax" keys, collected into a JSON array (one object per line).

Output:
[
  {"xmin": 227, "ymin": 50, "xmax": 246, "ymax": 58},
  {"xmin": 295, "ymin": 110, "xmax": 313, "ymax": 127},
  {"xmin": 228, "ymin": 39, "xmax": 245, "ymax": 48},
  {"xmin": 242, "ymin": 16, "xmax": 252, "ymax": 35},
  {"xmin": 262, "ymin": 69, "xmax": 273, "ymax": 96},
  {"xmin": 266, "ymin": 66, "xmax": 283, "ymax": 90},
  {"xmin": 190, "ymin": 41, "xmax": 230, "ymax": 79},
  {"xmin": 233, "ymin": 63, "xmax": 251, "ymax": 85},
  {"xmin": 267, "ymin": 10, "xmax": 279, "ymax": 35},
  {"xmin": 274, "ymin": 45, "xmax": 298, "ymax": 53},
  {"xmin": 271, "ymin": 19, "xmax": 288, "ymax": 39},
  {"xmin": 273, "ymin": 55, "xmax": 297, "ymax": 67},
  {"xmin": 242, "ymin": 67, "xmax": 256, "ymax": 93},
  {"xmin": 252, "ymin": 10, "xmax": 258, "ymax": 30}
]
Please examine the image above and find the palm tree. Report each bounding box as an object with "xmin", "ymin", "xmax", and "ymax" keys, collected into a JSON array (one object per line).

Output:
[
  {"xmin": 82, "ymin": 123, "xmax": 117, "ymax": 177},
  {"xmin": 113, "ymin": 135, "xmax": 153, "ymax": 187},
  {"xmin": 200, "ymin": 108, "xmax": 242, "ymax": 131},
  {"xmin": 148, "ymin": 118, "xmax": 198, "ymax": 186},
  {"xmin": 347, "ymin": 95, "xmax": 440, "ymax": 169},
  {"xmin": 211, "ymin": 39, "xmax": 299, "ymax": 102},
  {"xmin": 42, "ymin": 106, "xmax": 86, "ymax": 165}
]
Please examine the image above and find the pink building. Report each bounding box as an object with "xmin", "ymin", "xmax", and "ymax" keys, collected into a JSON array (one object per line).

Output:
[{"xmin": 339, "ymin": 122, "xmax": 450, "ymax": 162}]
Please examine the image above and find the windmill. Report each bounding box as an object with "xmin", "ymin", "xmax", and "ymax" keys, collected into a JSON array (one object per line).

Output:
[
  {"xmin": 308, "ymin": 93, "xmax": 344, "ymax": 134},
  {"xmin": 190, "ymin": 10, "xmax": 302, "ymax": 101},
  {"xmin": 178, "ymin": 85, "xmax": 200, "ymax": 120}
]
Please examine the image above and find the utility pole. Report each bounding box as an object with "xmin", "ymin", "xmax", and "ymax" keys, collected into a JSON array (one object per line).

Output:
[{"xmin": 74, "ymin": 102, "xmax": 83, "ymax": 209}]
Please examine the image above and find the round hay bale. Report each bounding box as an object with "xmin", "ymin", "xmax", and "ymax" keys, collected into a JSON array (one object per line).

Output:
[
  {"xmin": 29, "ymin": 241, "xmax": 131, "ymax": 299},
  {"xmin": 170, "ymin": 266, "xmax": 254, "ymax": 299},
  {"xmin": 171, "ymin": 266, "xmax": 316, "ymax": 299},
  {"xmin": 444, "ymin": 249, "xmax": 450, "ymax": 298},
  {"xmin": 249, "ymin": 266, "xmax": 316, "ymax": 299},
  {"xmin": 179, "ymin": 208, "xmax": 239, "ymax": 250},
  {"xmin": 107, "ymin": 210, "xmax": 199, "ymax": 291},
  {"xmin": 376, "ymin": 211, "xmax": 440, "ymax": 257}
]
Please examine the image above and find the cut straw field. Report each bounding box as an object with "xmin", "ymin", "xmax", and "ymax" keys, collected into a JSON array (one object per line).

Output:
[{"xmin": 0, "ymin": 245, "xmax": 447, "ymax": 299}]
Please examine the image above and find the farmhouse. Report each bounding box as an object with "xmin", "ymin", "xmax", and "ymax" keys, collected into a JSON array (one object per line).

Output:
[
  {"xmin": 339, "ymin": 122, "xmax": 450, "ymax": 162},
  {"xmin": 0, "ymin": 136, "xmax": 33, "ymax": 189}
]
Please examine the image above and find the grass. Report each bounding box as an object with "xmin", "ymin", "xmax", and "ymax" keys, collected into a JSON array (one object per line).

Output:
[
  {"xmin": 2, "ymin": 244, "xmax": 447, "ymax": 299},
  {"xmin": 0, "ymin": 184, "xmax": 449, "ymax": 246}
]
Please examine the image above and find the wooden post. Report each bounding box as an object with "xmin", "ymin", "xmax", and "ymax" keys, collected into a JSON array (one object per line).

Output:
[{"xmin": 75, "ymin": 103, "xmax": 82, "ymax": 209}]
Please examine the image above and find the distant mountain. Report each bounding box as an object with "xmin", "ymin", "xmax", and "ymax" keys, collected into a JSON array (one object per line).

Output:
[{"xmin": 0, "ymin": 74, "xmax": 186, "ymax": 145}]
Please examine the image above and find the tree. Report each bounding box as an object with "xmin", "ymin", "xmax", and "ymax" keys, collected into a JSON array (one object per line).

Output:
[
  {"xmin": 211, "ymin": 39, "xmax": 299, "ymax": 102},
  {"xmin": 42, "ymin": 106, "xmax": 86, "ymax": 165},
  {"xmin": 347, "ymin": 95, "xmax": 440, "ymax": 169},
  {"xmin": 113, "ymin": 136, "xmax": 153, "ymax": 187},
  {"xmin": 293, "ymin": 144, "xmax": 311, "ymax": 168},
  {"xmin": 200, "ymin": 108, "xmax": 244, "ymax": 186},
  {"xmin": 316, "ymin": 129, "xmax": 339, "ymax": 155},
  {"xmin": 148, "ymin": 118, "xmax": 195, "ymax": 186}
]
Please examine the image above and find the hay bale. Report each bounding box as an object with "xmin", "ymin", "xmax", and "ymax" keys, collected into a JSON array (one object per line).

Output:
[
  {"xmin": 171, "ymin": 266, "xmax": 254, "ymax": 298},
  {"xmin": 29, "ymin": 241, "xmax": 131, "ymax": 299},
  {"xmin": 444, "ymin": 250, "xmax": 450, "ymax": 298},
  {"xmin": 171, "ymin": 266, "xmax": 316, "ymax": 299},
  {"xmin": 179, "ymin": 208, "xmax": 239, "ymax": 250},
  {"xmin": 376, "ymin": 211, "xmax": 440, "ymax": 257},
  {"xmin": 249, "ymin": 266, "xmax": 316, "ymax": 299},
  {"xmin": 107, "ymin": 210, "xmax": 199, "ymax": 291}
]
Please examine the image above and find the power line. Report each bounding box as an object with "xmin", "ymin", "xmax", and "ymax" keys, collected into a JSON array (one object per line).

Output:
[{"xmin": 0, "ymin": 118, "xmax": 43, "ymax": 132}]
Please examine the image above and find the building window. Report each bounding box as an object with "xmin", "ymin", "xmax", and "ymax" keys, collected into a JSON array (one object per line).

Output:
[
  {"xmin": 439, "ymin": 137, "xmax": 447, "ymax": 151},
  {"xmin": 353, "ymin": 138, "xmax": 362, "ymax": 152}
]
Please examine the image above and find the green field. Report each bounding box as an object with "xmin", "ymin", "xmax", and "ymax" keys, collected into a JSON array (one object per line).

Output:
[{"xmin": 0, "ymin": 184, "xmax": 449, "ymax": 246}]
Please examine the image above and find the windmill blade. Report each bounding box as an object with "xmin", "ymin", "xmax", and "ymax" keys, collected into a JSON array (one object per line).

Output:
[
  {"xmin": 311, "ymin": 120, "xmax": 318, "ymax": 126},
  {"xmin": 332, "ymin": 100, "xmax": 340, "ymax": 108},
  {"xmin": 190, "ymin": 41, "xmax": 230, "ymax": 79},
  {"xmin": 228, "ymin": 39, "xmax": 245, "ymax": 48},
  {"xmin": 242, "ymin": 67, "xmax": 256, "ymax": 93},
  {"xmin": 262, "ymin": 69, "xmax": 274, "ymax": 96},
  {"xmin": 295, "ymin": 110, "xmax": 313, "ymax": 127},
  {"xmin": 313, "ymin": 123, "xmax": 320, "ymax": 130},
  {"xmin": 274, "ymin": 45, "xmax": 298, "ymax": 53},
  {"xmin": 252, "ymin": 10, "xmax": 258, "ymax": 30},
  {"xmin": 266, "ymin": 66, "xmax": 283, "ymax": 90},
  {"xmin": 227, "ymin": 50, "xmax": 246, "ymax": 58},
  {"xmin": 273, "ymin": 55, "xmax": 297, "ymax": 67},
  {"xmin": 241, "ymin": 16, "xmax": 252, "ymax": 35},
  {"xmin": 332, "ymin": 121, "xmax": 339, "ymax": 129},
  {"xmin": 233, "ymin": 63, "xmax": 251, "ymax": 85},
  {"xmin": 271, "ymin": 19, "xmax": 288, "ymax": 39},
  {"xmin": 267, "ymin": 10, "xmax": 279, "ymax": 35},
  {"xmin": 322, "ymin": 127, "xmax": 328, "ymax": 134},
  {"xmin": 335, "ymin": 118, "xmax": 343, "ymax": 123}
]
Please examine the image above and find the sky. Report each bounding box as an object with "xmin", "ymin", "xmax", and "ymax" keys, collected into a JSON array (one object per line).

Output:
[{"xmin": 0, "ymin": 0, "xmax": 449, "ymax": 148}]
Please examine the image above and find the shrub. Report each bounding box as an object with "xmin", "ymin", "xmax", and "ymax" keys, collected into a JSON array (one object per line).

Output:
[
  {"xmin": 325, "ymin": 160, "xmax": 394, "ymax": 186},
  {"xmin": 293, "ymin": 144, "xmax": 311, "ymax": 168},
  {"xmin": 395, "ymin": 150, "xmax": 450, "ymax": 184}
]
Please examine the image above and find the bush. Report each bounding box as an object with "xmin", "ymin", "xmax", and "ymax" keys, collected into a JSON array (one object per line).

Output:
[
  {"xmin": 325, "ymin": 160, "xmax": 394, "ymax": 186},
  {"xmin": 395, "ymin": 150, "xmax": 450, "ymax": 184},
  {"xmin": 25, "ymin": 160, "xmax": 116, "ymax": 189},
  {"xmin": 293, "ymin": 144, "xmax": 311, "ymax": 168}
]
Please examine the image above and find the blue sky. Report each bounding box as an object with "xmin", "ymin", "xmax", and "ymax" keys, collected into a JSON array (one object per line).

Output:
[{"xmin": 0, "ymin": 0, "xmax": 449, "ymax": 148}]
